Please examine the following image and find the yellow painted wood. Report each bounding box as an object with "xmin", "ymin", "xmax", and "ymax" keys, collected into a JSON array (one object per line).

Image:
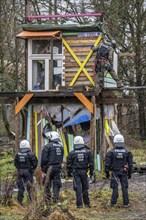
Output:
[
  {"xmin": 74, "ymin": 93, "xmax": 94, "ymax": 114},
  {"xmin": 60, "ymin": 130, "xmax": 68, "ymax": 159},
  {"xmin": 63, "ymin": 36, "xmax": 102, "ymax": 86},
  {"xmin": 15, "ymin": 94, "xmax": 34, "ymax": 115},
  {"xmin": 62, "ymin": 38, "xmax": 95, "ymax": 86},
  {"xmin": 34, "ymin": 112, "xmax": 38, "ymax": 158},
  {"xmin": 70, "ymin": 36, "xmax": 102, "ymax": 86}
]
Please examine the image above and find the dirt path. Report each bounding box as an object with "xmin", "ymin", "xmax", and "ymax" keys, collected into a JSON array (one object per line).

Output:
[
  {"xmin": 0, "ymin": 174, "xmax": 145, "ymax": 220},
  {"xmin": 65, "ymin": 174, "xmax": 146, "ymax": 220}
]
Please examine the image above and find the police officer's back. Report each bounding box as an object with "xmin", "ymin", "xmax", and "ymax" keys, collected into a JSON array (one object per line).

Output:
[
  {"xmin": 67, "ymin": 136, "xmax": 94, "ymax": 208},
  {"xmin": 14, "ymin": 140, "xmax": 38, "ymax": 205},
  {"xmin": 105, "ymin": 134, "xmax": 133, "ymax": 207},
  {"xmin": 41, "ymin": 131, "xmax": 64, "ymax": 204}
]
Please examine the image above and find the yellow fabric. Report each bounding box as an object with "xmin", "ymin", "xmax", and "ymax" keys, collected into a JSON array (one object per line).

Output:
[{"xmin": 105, "ymin": 119, "xmax": 110, "ymax": 136}]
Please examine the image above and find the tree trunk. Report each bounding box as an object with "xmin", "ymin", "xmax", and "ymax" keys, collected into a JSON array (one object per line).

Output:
[{"xmin": 1, "ymin": 104, "xmax": 15, "ymax": 139}]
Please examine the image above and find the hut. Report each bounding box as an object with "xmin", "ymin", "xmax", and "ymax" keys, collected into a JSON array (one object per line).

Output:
[{"xmin": 14, "ymin": 18, "xmax": 119, "ymax": 169}]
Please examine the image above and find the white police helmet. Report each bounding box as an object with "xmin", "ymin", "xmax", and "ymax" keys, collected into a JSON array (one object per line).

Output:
[
  {"xmin": 20, "ymin": 140, "xmax": 30, "ymax": 149},
  {"xmin": 74, "ymin": 136, "xmax": 84, "ymax": 145},
  {"xmin": 113, "ymin": 134, "xmax": 124, "ymax": 147},
  {"xmin": 48, "ymin": 131, "xmax": 60, "ymax": 141}
]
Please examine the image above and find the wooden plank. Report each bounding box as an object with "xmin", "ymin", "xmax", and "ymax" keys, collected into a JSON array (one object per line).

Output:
[
  {"xmin": 70, "ymin": 35, "xmax": 102, "ymax": 86},
  {"xmin": 37, "ymin": 112, "xmax": 42, "ymax": 165},
  {"xmin": 63, "ymin": 61, "xmax": 94, "ymax": 68},
  {"xmin": 64, "ymin": 36, "xmax": 98, "ymax": 41},
  {"xmin": 34, "ymin": 112, "xmax": 38, "ymax": 158},
  {"xmin": 26, "ymin": 105, "xmax": 32, "ymax": 141},
  {"xmin": 63, "ymin": 39, "xmax": 98, "ymax": 44},
  {"xmin": 66, "ymin": 81, "xmax": 92, "ymax": 86},
  {"xmin": 119, "ymin": 52, "xmax": 136, "ymax": 57},
  {"xmin": 65, "ymin": 51, "xmax": 92, "ymax": 56},
  {"xmin": 65, "ymin": 76, "xmax": 94, "ymax": 82},
  {"xmin": 64, "ymin": 68, "xmax": 94, "ymax": 72},
  {"xmin": 74, "ymin": 93, "xmax": 94, "ymax": 113},
  {"xmin": 63, "ymin": 72, "xmax": 94, "ymax": 77},
  {"xmin": 15, "ymin": 94, "xmax": 34, "ymax": 115},
  {"xmin": 62, "ymin": 38, "xmax": 95, "ymax": 86},
  {"xmin": 105, "ymin": 133, "xmax": 113, "ymax": 149},
  {"xmin": 65, "ymin": 57, "xmax": 95, "ymax": 63},
  {"xmin": 65, "ymin": 47, "xmax": 92, "ymax": 52},
  {"xmin": 90, "ymin": 96, "xmax": 96, "ymax": 152}
]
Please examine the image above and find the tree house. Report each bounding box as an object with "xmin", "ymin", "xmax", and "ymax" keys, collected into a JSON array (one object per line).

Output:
[{"xmin": 14, "ymin": 21, "xmax": 122, "ymax": 168}]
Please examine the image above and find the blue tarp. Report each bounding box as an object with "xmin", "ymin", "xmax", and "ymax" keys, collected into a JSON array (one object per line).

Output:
[{"xmin": 63, "ymin": 109, "xmax": 91, "ymax": 127}]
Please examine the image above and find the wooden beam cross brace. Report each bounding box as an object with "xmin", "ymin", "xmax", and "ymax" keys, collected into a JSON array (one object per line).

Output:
[{"xmin": 62, "ymin": 35, "xmax": 102, "ymax": 86}]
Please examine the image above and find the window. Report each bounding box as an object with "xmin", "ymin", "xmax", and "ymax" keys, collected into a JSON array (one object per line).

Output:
[
  {"xmin": 32, "ymin": 40, "xmax": 51, "ymax": 54},
  {"xmin": 28, "ymin": 38, "xmax": 63, "ymax": 91},
  {"xmin": 32, "ymin": 60, "xmax": 45, "ymax": 90}
]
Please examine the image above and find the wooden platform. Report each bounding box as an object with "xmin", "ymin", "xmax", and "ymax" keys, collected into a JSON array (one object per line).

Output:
[{"xmin": 0, "ymin": 90, "xmax": 135, "ymax": 105}]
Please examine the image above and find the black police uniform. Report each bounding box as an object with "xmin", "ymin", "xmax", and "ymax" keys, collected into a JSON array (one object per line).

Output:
[
  {"xmin": 14, "ymin": 148, "xmax": 38, "ymax": 204},
  {"xmin": 41, "ymin": 138, "xmax": 64, "ymax": 203},
  {"xmin": 67, "ymin": 144, "xmax": 94, "ymax": 208},
  {"xmin": 105, "ymin": 146, "xmax": 133, "ymax": 205}
]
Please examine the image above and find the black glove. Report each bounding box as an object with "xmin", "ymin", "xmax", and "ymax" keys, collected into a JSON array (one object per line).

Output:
[
  {"xmin": 90, "ymin": 173, "xmax": 93, "ymax": 179},
  {"xmin": 90, "ymin": 170, "xmax": 95, "ymax": 179},
  {"xmin": 106, "ymin": 171, "xmax": 110, "ymax": 179}
]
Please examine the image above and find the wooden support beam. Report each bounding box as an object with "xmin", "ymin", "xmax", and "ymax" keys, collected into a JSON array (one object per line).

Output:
[
  {"xmin": 74, "ymin": 92, "xmax": 94, "ymax": 114},
  {"xmin": 15, "ymin": 94, "xmax": 34, "ymax": 115},
  {"xmin": 90, "ymin": 96, "xmax": 96, "ymax": 155},
  {"xmin": 119, "ymin": 52, "xmax": 136, "ymax": 57},
  {"xmin": 105, "ymin": 133, "xmax": 113, "ymax": 149}
]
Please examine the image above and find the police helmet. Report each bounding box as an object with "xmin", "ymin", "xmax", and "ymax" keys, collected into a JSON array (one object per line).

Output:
[
  {"xmin": 20, "ymin": 140, "xmax": 30, "ymax": 149},
  {"xmin": 48, "ymin": 131, "xmax": 60, "ymax": 141},
  {"xmin": 113, "ymin": 134, "xmax": 124, "ymax": 147},
  {"xmin": 74, "ymin": 136, "xmax": 84, "ymax": 145}
]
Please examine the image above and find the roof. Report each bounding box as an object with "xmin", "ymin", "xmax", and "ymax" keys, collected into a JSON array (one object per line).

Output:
[
  {"xmin": 21, "ymin": 23, "xmax": 103, "ymax": 33},
  {"xmin": 17, "ymin": 30, "xmax": 60, "ymax": 39}
]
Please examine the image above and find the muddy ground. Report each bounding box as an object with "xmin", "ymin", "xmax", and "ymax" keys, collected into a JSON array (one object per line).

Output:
[{"xmin": 0, "ymin": 173, "xmax": 146, "ymax": 220}]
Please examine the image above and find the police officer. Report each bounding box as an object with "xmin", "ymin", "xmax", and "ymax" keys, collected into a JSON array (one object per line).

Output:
[
  {"xmin": 14, "ymin": 140, "xmax": 38, "ymax": 205},
  {"xmin": 67, "ymin": 136, "xmax": 94, "ymax": 208},
  {"xmin": 92, "ymin": 38, "xmax": 122, "ymax": 88},
  {"xmin": 105, "ymin": 134, "xmax": 133, "ymax": 207},
  {"xmin": 41, "ymin": 131, "xmax": 64, "ymax": 204}
]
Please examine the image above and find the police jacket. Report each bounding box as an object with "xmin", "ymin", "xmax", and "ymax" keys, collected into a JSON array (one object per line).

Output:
[
  {"xmin": 105, "ymin": 146, "xmax": 133, "ymax": 174},
  {"xmin": 41, "ymin": 138, "xmax": 64, "ymax": 173},
  {"xmin": 67, "ymin": 144, "xmax": 94, "ymax": 175},
  {"xmin": 14, "ymin": 148, "xmax": 38, "ymax": 172}
]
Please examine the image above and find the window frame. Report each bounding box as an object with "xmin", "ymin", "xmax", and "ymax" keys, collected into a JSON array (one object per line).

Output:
[{"xmin": 28, "ymin": 38, "xmax": 63, "ymax": 91}]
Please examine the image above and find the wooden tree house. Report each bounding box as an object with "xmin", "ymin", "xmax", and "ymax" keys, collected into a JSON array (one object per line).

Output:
[{"xmin": 1, "ymin": 14, "xmax": 134, "ymax": 169}]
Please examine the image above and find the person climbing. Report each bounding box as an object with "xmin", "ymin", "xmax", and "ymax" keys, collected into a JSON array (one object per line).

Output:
[
  {"xmin": 67, "ymin": 136, "xmax": 94, "ymax": 208},
  {"xmin": 41, "ymin": 131, "xmax": 64, "ymax": 204},
  {"xmin": 14, "ymin": 140, "xmax": 38, "ymax": 205},
  {"xmin": 104, "ymin": 134, "xmax": 133, "ymax": 207},
  {"xmin": 91, "ymin": 38, "xmax": 123, "ymax": 88}
]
